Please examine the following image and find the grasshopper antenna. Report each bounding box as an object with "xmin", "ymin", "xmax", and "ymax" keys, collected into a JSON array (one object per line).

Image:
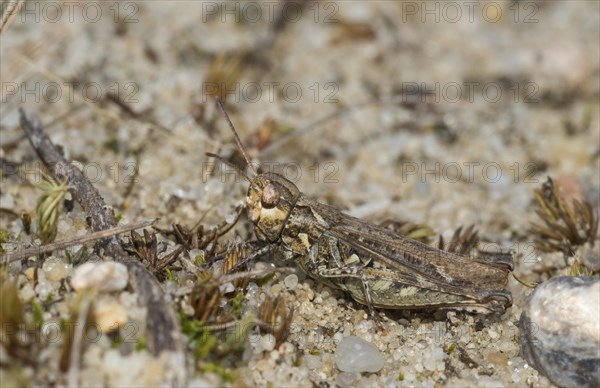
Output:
[
  {"xmin": 205, "ymin": 152, "xmax": 251, "ymax": 183},
  {"xmin": 215, "ymin": 98, "xmax": 258, "ymax": 176}
]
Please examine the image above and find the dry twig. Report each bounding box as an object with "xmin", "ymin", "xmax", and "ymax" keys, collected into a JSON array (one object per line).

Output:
[
  {"xmin": 1, "ymin": 219, "xmax": 156, "ymax": 265},
  {"xmin": 19, "ymin": 110, "xmax": 186, "ymax": 385}
]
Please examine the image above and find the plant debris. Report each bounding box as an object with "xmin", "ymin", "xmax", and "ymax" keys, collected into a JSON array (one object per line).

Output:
[{"xmin": 531, "ymin": 177, "xmax": 598, "ymax": 259}]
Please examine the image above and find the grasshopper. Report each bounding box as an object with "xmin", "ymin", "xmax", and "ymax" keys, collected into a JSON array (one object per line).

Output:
[{"xmin": 209, "ymin": 99, "xmax": 513, "ymax": 319}]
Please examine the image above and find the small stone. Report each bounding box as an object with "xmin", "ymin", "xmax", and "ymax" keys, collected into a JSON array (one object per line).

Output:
[
  {"xmin": 487, "ymin": 351, "xmax": 508, "ymax": 366},
  {"xmin": 403, "ymin": 371, "xmax": 415, "ymax": 382},
  {"xmin": 335, "ymin": 335, "xmax": 384, "ymax": 373},
  {"xmin": 260, "ymin": 334, "xmax": 275, "ymax": 352},
  {"xmin": 424, "ymin": 357, "xmax": 437, "ymax": 371},
  {"xmin": 270, "ymin": 283, "xmax": 283, "ymax": 295},
  {"xmin": 225, "ymin": 212, "xmax": 236, "ymax": 224},
  {"xmin": 24, "ymin": 267, "xmax": 36, "ymax": 281},
  {"xmin": 520, "ymin": 276, "xmax": 600, "ymax": 388},
  {"xmin": 35, "ymin": 275, "xmax": 54, "ymax": 301},
  {"xmin": 284, "ymin": 274, "xmax": 298, "ymax": 289},
  {"xmin": 304, "ymin": 354, "xmax": 321, "ymax": 369},
  {"xmin": 430, "ymin": 347, "xmax": 446, "ymax": 361},
  {"xmin": 42, "ymin": 256, "xmax": 72, "ymax": 282},
  {"xmin": 93, "ymin": 301, "xmax": 128, "ymax": 333},
  {"xmin": 336, "ymin": 372, "xmax": 358, "ymax": 387},
  {"xmin": 262, "ymin": 364, "xmax": 275, "ymax": 381},
  {"xmin": 333, "ymin": 332, "xmax": 344, "ymax": 345},
  {"xmin": 219, "ymin": 281, "xmax": 235, "ymax": 294},
  {"xmin": 18, "ymin": 282, "xmax": 35, "ymax": 303},
  {"xmin": 414, "ymin": 362, "xmax": 424, "ymax": 373},
  {"xmin": 71, "ymin": 262, "xmax": 128, "ymax": 292}
]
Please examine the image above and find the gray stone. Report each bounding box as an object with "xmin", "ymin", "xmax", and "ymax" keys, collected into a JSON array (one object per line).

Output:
[
  {"xmin": 335, "ymin": 335, "xmax": 384, "ymax": 373},
  {"xmin": 520, "ymin": 276, "xmax": 600, "ymax": 388}
]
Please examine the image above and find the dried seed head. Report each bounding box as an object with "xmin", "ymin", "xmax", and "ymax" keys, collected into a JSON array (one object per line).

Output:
[
  {"xmin": 36, "ymin": 174, "xmax": 68, "ymax": 244},
  {"xmin": 258, "ymin": 296, "xmax": 293, "ymax": 347},
  {"xmin": 190, "ymin": 272, "xmax": 221, "ymax": 322},
  {"xmin": 531, "ymin": 177, "xmax": 598, "ymax": 256},
  {"xmin": 219, "ymin": 243, "xmax": 250, "ymax": 291}
]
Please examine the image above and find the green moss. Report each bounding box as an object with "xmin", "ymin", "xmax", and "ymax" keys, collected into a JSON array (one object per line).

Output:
[
  {"xmin": 219, "ymin": 313, "xmax": 254, "ymax": 354},
  {"xmin": 103, "ymin": 135, "xmax": 120, "ymax": 153},
  {"xmin": 200, "ymin": 362, "xmax": 236, "ymax": 382},
  {"xmin": 193, "ymin": 253, "xmax": 205, "ymax": 266},
  {"xmin": 195, "ymin": 334, "xmax": 218, "ymax": 359},
  {"xmin": 111, "ymin": 335, "xmax": 123, "ymax": 349},
  {"xmin": 309, "ymin": 348, "xmax": 321, "ymax": 355},
  {"xmin": 180, "ymin": 315, "xmax": 218, "ymax": 359},
  {"xmin": 0, "ymin": 229, "xmax": 10, "ymax": 254},
  {"xmin": 279, "ymin": 124, "xmax": 296, "ymax": 135},
  {"xmin": 398, "ymin": 372, "xmax": 405, "ymax": 381},
  {"xmin": 445, "ymin": 343, "xmax": 456, "ymax": 355},
  {"xmin": 164, "ymin": 268, "xmax": 178, "ymax": 283},
  {"xmin": 231, "ymin": 292, "xmax": 244, "ymax": 318},
  {"xmin": 0, "ymin": 367, "xmax": 31, "ymax": 387},
  {"xmin": 256, "ymin": 272, "xmax": 276, "ymax": 286},
  {"xmin": 135, "ymin": 336, "xmax": 147, "ymax": 351},
  {"xmin": 0, "ymin": 229, "xmax": 9, "ymax": 243},
  {"xmin": 32, "ymin": 301, "xmax": 44, "ymax": 327}
]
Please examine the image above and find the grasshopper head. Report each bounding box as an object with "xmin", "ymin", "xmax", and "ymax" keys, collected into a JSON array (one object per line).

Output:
[{"xmin": 247, "ymin": 172, "xmax": 301, "ymax": 243}]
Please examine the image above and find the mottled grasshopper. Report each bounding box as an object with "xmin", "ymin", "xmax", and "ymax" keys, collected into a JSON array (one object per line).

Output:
[{"xmin": 209, "ymin": 99, "xmax": 513, "ymax": 318}]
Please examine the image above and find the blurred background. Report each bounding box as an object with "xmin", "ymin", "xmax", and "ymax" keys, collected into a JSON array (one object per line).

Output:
[
  {"xmin": 2, "ymin": 1, "xmax": 598, "ymax": 229},
  {"xmin": 1, "ymin": 1, "xmax": 598, "ymax": 386}
]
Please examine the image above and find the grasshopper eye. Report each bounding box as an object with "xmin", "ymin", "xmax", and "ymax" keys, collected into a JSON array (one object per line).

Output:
[{"xmin": 261, "ymin": 183, "xmax": 280, "ymax": 209}]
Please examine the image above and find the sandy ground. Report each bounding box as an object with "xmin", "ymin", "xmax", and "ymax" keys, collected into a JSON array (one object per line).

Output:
[{"xmin": 1, "ymin": 1, "xmax": 599, "ymax": 386}]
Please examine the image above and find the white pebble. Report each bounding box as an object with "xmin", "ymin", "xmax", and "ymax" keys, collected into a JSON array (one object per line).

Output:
[
  {"xmin": 336, "ymin": 372, "xmax": 358, "ymax": 387},
  {"xmin": 93, "ymin": 302, "xmax": 128, "ymax": 333},
  {"xmin": 225, "ymin": 213, "xmax": 236, "ymax": 224},
  {"xmin": 260, "ymin": 334, "xmax": 275, "ymax": 352},
  {"xmin": 414, "ymin": 362, "xmax": 424, "ymax": 373},
  {"xmin": 393, "ymin": 348, "xmax": 403, "ymax": 361},
  {"xmin": 512, "ymin": 371, "xmax": 521, "ymax": 383},
  {"xmin": 333, "ymin": 332, "xmax": 344, "ymax": 345},
  {"xmin": 431, "ymin": 347, "xmax": 446, "ymax": 361},
  {"xmin": 35, "ymin": 280, "xmax": 54, "ymax": 301},
  {"xmin": 42, "ymin": 256, "xmax": 72, "ymax": 282},
  {"xmin": 71, "ymin": 262, "xmax": 129, "ymax": 292},
  {"xmin": 304, "ymin": 354, "xmax": 321, "ymax": 369},
  {"xmin": 19, "ymin": 282, "xmax": 36, "ymax": 303},
  {"xmin": 219, "ymin": 282, "xmax": 235, "ymax": 294},
  {"xmin": 335, "ymin": 336, "xmax": 384, "ymax": 373},
  {"xmin": 284, "ymin": 274, "xmax": 298, "ymax": 289},
  {"xmin": 424, "ymin": 357, "xmax": 437, "ymax": 371}
]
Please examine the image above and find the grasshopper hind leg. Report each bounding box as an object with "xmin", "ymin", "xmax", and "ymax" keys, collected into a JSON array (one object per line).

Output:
[
  {"xmin": 359, "ymin": 275, "xmax": 386, "ymax": 330},
  {"xmin": 312, "ymin": 265, "xmax": 385, "ymax": 329}
]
